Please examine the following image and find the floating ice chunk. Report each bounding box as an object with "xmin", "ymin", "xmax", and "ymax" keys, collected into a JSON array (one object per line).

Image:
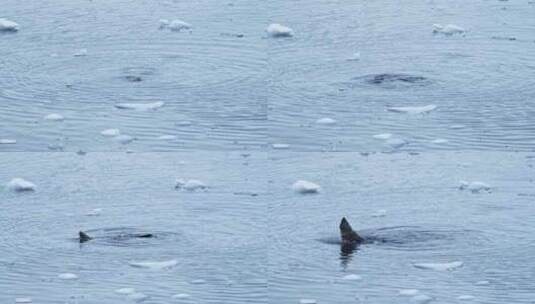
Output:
[
  {"xmin": 158, "ymin": 19, "xmax": 170, "ymax": 29},
  {"xmin": 315, "ymin": 117, "xmax": 337, "ymax": 125},
  {"xmin": 0, "ymin": 139, "xmax": 16, "ymax": 144},
  {"xmin": 342, "ymin": 274, "xmax": 362, "ymax": 281},
  {"xmin": 458, "ymin": 295, "xmax": 476, "ymax": 301},
  {"xmin": 175, "ymin": 179, "xmax": 207, "ymax": 191},
  {"xmin": 7, "ymin": 178, "xmax": 36, "ymax": 192},
  {"xmin": 85, "ymin": 208, "xmax": 102, "ymax": 216},
  {"xmin": 413, "ymin": 261, "xmax": 463, "ymax": 271},
  {"xmin": 266, "ymin": 23, "xmax": 293, "ymax": 37},
  {"xmin": 172, "ymin": 293, "xmax": 191, "ymax": 299},
  {"xmin": 129, "ymin": 259, "xmax": 178, "ymax": 270},
  {"xmin": 158, "ymin": 135, "xmax": 177, "ymax": 140},
  {"xmin": 387, "ymin": 105, "xmax": 437, "ymax": 114},
  {"xmin": 44, "ymin": 113, "xmax": 64, "ymax": 121},
  {"xmin": 431, "ymin": 138, "xmax": 448, "ymax": 144},
  {"xmin": 58, "ymin": 273, "xmax": 78, "ymax": 280},
  {"xmin": 101, "ymin": 129, "xmax": 121, "ymax": 137},
  {"xmin": 385, "ymin": 138, "xmax": 408, "ymax": 149},
  {"xmin": 371, "ymin": 209, "xmax": 387, "ymax": 218},
  {"xmin": 191, "ymin": 279, "xmax": 206, "ymax": 284},
  {"xmin": 74, "ymin": 49, "xmax": 88, "ymax": 57},
  {"xmin": 116, "ymin": 288, "xmax": 136, "ymax": 295},
  {"xmin": 475, "ymin": 280, "xmax": 489, "ymax": 286},
  {"xmin": 272, "ymin": 143, "xmax": 290, "ymax": 149},
  {"xmin": 115, "ymin": 135, "xmax": 135, "ymax": 144},
  {"xmin": 411, "ymin": 294, "xmax": 433, "ymax": 303},
  {"xmin": 373, "ymin": 133, "xmax": 392, "ymax": 140},
  {"xmin": 127, "ymin": 292, "xmax": 149, "ymax": 302},
  {"xmin": 115, "ymin": 101, "xmax": 164, "ymax": 111},
  {"xmin": 347, "ymin": 52, "xmax": 361, "ymax": 61},
  {"xmin": 459, "ymin": 181, "xmax": 491, "ymax": 193},
  {"xmin": 159, "ymin": 19, "xmax": 191, "ymax": 31},
  {"xmin": 399, "ymin": 289, "xmax": 420, "ymax": 296},
  {"xmin": 299, "ymin": 300, "xmax": 317, "ymax": 304},
  {"xmin": 0, "ymin": 18, "xmax": 19, "ymax": 32},
  {"xmin": 292, "ymin": 180, "xmax": 320, "ymax": 194},
  {"xmin": 433, "ymin": 24, "xmax": 465, "ymax": 35},
  {"xmin": 15, "ymin": 298, "xmax": 32, "ymax": 303}
]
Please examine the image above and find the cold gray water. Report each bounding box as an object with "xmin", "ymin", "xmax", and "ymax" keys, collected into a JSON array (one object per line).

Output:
[{"xmin": 2, "ymin": 0, "xmax": 535, "ymax": 303}]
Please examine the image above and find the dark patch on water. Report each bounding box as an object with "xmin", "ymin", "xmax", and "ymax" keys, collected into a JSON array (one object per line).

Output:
[
  {"xmin": 76, "ymin": 227, "xmax": 180, "ymax": 248},
  {"xmin": 346, "ymin": 73, "xmax": 432, "ymax": 89}
]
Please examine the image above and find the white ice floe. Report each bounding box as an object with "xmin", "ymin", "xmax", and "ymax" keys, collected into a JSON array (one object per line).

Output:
[
  {"xmin": 371, "ymin": 209, "xmax": 387, "ymax": 218},
  {"xmin": 458, "ymin": 295, "xmax": 476, "ymax": 301},
  {"xmin": 129, "ymin": 259, "xmax": 178, "ymax": 270},
  {"xmin": 101, "ymin": 129, "xmax": 121, "ymax": 137},
  {"xmin": 266, "ymin": 23, "xmax": 293, "ymax": 37},
  {"xmin": 385, "ymin": 138, "xmax": 408, "ymax": 149},
  {"xmin": 175, "ymin": 179, "xmax": 207, "ymax": 191},
  {"xmin": 342, "ymin": 274, "xmax": 362, "ymax": 281},
  {"xmin": 0, "ymin": 139, "xmax": 16, "ymax": 144},
  {"xmin": 127, "ymin": 292, "xmax": 149, "ymax": 302},
  {"xmin": 85, "ymin": 208, "xmax": 102, "ymax": 216},
  {"xmin": 115, "ymin": 101, "xmax": 164, "ymax": 111},
  {"xmin": 272, "ymin": 143, "xmax": 290, "ymax": 149},
  {"xmin": 115, "ymin": 135, "xmax": 135, "ymax": 144},
  {"xmin": 44, "ymin": 113, "xmax": 64, "ymax": 121},
  {"xmin": 74, "ymin": 49, "xmax": 88, "ymax": 57},
  {"xmin": 373, "ymin": 133, "xmax": 392, "ymax": 140},
  {"xmin": 15, "ymin": 298, "xmax": 32, "ymax": 303},
  {"xmin": 347, "ymin": 52, "xmax": 361, "ymax": 61},
  {"xmin": 475, "ymin": 280, "xmax": 490, "ymax": 286},
  {"xmin": 158, "ymin": 135, "xmax": 177, "ymax": 140},
  {"xmin": 459, "ymin": 181, "xmax": 491, "ymax": 193},
  {"xmin": 115, "ymin": 288, "xmax": 136, "ymax": 295},
  {"xmin": 433, "ymin": 24, "xmax": 465, "ymax": 35},
  {"xmin": 411, "ymin": 294, "xmax": 433, "ymax": 303},
  {"xmin": 292, "ymin": 180, "xmax": 320, "ymax": 194},
  {"xmin": 58, "ymin": 273, "xmax": 78, "ymax": 280},
  {"xmin": 399, "ymin": 289, "xmax": 420, "ymax": 296},
  {"xmin": 0, "ymin": 18, "xmax": 19, "ymax": 32},
  {"xmin": 431, "ymin": 138, "xmax": 448, "ymax": 144},
  {"xmin": 160, "ymin": 19, "xmax": 191, "ymax": 31},
  {"xmin": 7, "ymin": 178, "xmax": 36, "ymax": 192},
  {"xmin": 172, "ymin": 293, "xmax": 191, "ymax": 299},
  {"xmin": 315, "ymin": 117, "xmax": 337, "ymax": 125},
  {"xmin": 299, "ymin": 300, "xmax": 317, "ymax": 304},
  {"xmin": 387, "ymin": 104, "xmax": 437, "ymax": 114},
  {"xmin": 413, "ymin": 261, "xmax": 463, "ymax": 271}
]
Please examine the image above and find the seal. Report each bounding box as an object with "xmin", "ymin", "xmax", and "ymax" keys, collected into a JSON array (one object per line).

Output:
[
  {"xmin": 339, "ymin": 217, "xmax": 363, "ymax": 244},
  {"xmin": 78, "ymin": 230, "xmax": 153, "ymax": 243}
]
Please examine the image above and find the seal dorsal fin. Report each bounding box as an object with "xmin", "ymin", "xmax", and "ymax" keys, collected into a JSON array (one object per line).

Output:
[
  {"xmin": 79, "ymin": 231, "xmax": 92, "ymax": 243},
  {"xmin": 340, "ymin": 217, "xmax": 363, "ymax": 243}
]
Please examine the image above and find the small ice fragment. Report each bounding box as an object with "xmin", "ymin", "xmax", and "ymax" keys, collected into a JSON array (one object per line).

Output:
[
  {"xmin": 85, "ymin": 208, "xmax": 102, "ymax": 216},
  {"xmin": 44, "ymin": 113, "xmax": 64, "ymax": 121},
  {"xmin": 58, "ymin": 273, "xmax": 78, "ymax": 280},
  {"xmin": 475, "ymin": 280, "xmax": 489, "ymax": 286},
  {"xmin": 433, "ymin": 24, "xmax": 465, "ymax": 35},
  {"xmin": 399, "ymin": 289, "xmax": 420, "ymax": 296},
  {"xmin": 292, "ymin": 180, "xmax": 320, "ymax": 194},
  {"xmin": 449, "ymin": 124, "xmax": 465, "ymax": 129},
  {"xmin": 74, "ymin": 49, "xmax": 87, "ymax": 57},
  {"xmin": 373, "ymin": 133, "xmax": 392, "ymax": 140},
  {"xmin": 413, "ymin": 261, "xmax": 463, "ymax": 271},
  {"xmin": 0, "ymin": 18, "xmax": 19, "ymax": 32},
  {"xmin": 342, "ymin": 274, "xmax": 362, "ymax": 281},
  {"xmin": 115, "ymin": 135, "xmax": 135, "ymax": 144},
  {"xmin": 299, "ymin": 300, "xmax": 317, "ymax": 304},
  {"xmin": 115, "ymin": 288, "xmax": 136, "ymax": 295},
  {"xmin": 458, "ymin": 295, "xmax": 476, "ymax": 301},
  {"xmin": 176, "ymin": 179, "xmax": 207, "ymax": 191},
  {"xmin": 172, "ymin": 293, "xmax": 191, "ymax": 299},
  {"xmin": 371, "ymin": 209, "xmax": 386, "ymax": 217},
  {"xmin": 165, "ymin": 19, "xmax": 191, "ymax": 31},
  {"xmin": 127, "ymin": 292, "xmax": 149, "ymax": 302},
  {"xmin": 158, "ymin": 135, "xmax": 177, "ymax": 140},
  {"xmin": 431, "ymin": 138, "xmax": 448, "ymax": 144},
  {"xmin": 347, "ymin": 52, "xmax": 361, "ymax": 61},
  {"xmin": 0, "ymin": 139, "xmax": 16, "ymax": 144},
  {"xmin": 101, "ymin": 129, "xmax": 121, "ymax": 137},
  {"xmin": 387, "ymin": 105, "xmax": 437, "ymax": 114},
  {"xmin": 191, "ymin": 279, "xmax": 206, "ymax": 284},
  {"xmin": 7, "ymin": 178, "xmax": 36, "ymax": 192},
  {"xmin": 272, "ymin": 143, "xmax": 290, "ymax": 149},
  {"xmin": 385, "ymin": 138, "xmax": 407, "ymax": 149},
  {"xmin": 115, "ymin": 101, "xmax": 164, "ymax": 111},
  {"xmin": 266, "ymin": 23, "xmax": 293, "ymax": 37},
  {"xmin": 158, "ymin": 19, "xmax": 170, "ymax": 29},
  {"xmin": 467, "ymin": 182, "xmax": 491, "ymax": 193},
  {"xmin": 459, "ymin": 180, "xmax": 469, "ymax": 190},
  {"xmin": 15, "ymin": 298, "xmax": 32, "ymax": 303},
  {"xmin": 129, "ymin": 259, "xmax": 178, "ymax": 270},
  {"xmin": 411, "ymin": 294, "xmax": 433, "ymax": 303},
  {"xmin": 315, "ymin": 117, "xmax": 337, "ymax": 125}
]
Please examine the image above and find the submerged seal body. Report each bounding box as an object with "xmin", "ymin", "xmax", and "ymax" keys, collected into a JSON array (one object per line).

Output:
[{"xmin": 78, "ymin": 230, "xmax": 153, "ymax": 243}]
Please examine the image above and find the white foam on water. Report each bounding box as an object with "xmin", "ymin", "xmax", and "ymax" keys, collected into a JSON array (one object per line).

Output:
[
  {"xmin": 315, "ymin": 117, "xmax": 337, "ymax": 125},
  {"xmin": 449, "ymin": 124, "xmax": 466, "ymax": 129},
  {"xmin": 7, "ymin": 178, "xmax": 36, "ymax": 192},
  {"xmin": 115, "ymin": 101, "xmax": 164, "ymax": 111},
  {"xmin": 0, "ymin": 139, "xmax": 17, "ymax": 144},
  {"xmin": 399, "ymin": 289, "xmax": 420, "ymax": 296},
  {"xmin": 292, "ymin": 180, "xmax": 320, "ymax": 194},
  {"xmin": 475, "ymin": 280, "xmax": 490, "ymax": 286},
  {"xmin": 267, "ymin": 23, "xmax": 293, "ymax": 37},
  {"xmin": 158, "ymin": 135, "xmax": 177, "ymax": 140},
  {"xmin": 431, "ymin": 138, "xmax": 448, "ymax": 144},
  {"xmin": 385, "ymin": 138, "xmax": 408, "ymax": 149},
  {"xmin": 371, "ymin": 209, "xmax": 387, "ymax": 217},
  {"xmin": 342, "ymin": 274, "xmax": 362, "ymax": 281},
  {"xmin": 172, "ymin": 293, "xmax": 191, "ymax": 299},
  {"xmin": 115, "ymin": 288, "xmax": 136, "ymax": 295},
  {"xmin": 413, "ymin": 261, "xmax": 463, "ymax": 271},
  {"xmin": 159, "ymin": 19, "xmax": 191, "ymax": 31},
  {"xmin": 459, "ymin": 181, "xmax": 491, "ymax": 193},
  {"xmin": 44, "ymin": 113, "xmax": 64, "ymax": 121},
  {"xmin": 191, "ymin": 279, "xmax": 206, "ymax": 284},
  {"xmin": 100, "ymin": 129, "xmax": 121, "ymax": 137},
  {"xmin": 175, "ymin": 179, "xmax": 207, "ymax": 191},
  {"xmin": 373, "ymin": 133, "xmax": 392, "ymax": 140},
  {"xmin": 129, "ymin": 259, "xmax": 178, "ymax": 270},
  {"xmin": 58, "ymin": 273, "xmax": 78, "ymax": 280},
  {"xmin": 15, "ymin": 298, "xmax": 32, "ymax": 303},
  {"xmin": 387, "ymin": 105, "xmax": 437, "ymax": 114},
  {"xmin": 458, "ymin": 295, "xmax": 476, "ymax": 301},
  {"xmin": 347, "ymin": 52, "xmax": 361, "ymax": 61}
]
